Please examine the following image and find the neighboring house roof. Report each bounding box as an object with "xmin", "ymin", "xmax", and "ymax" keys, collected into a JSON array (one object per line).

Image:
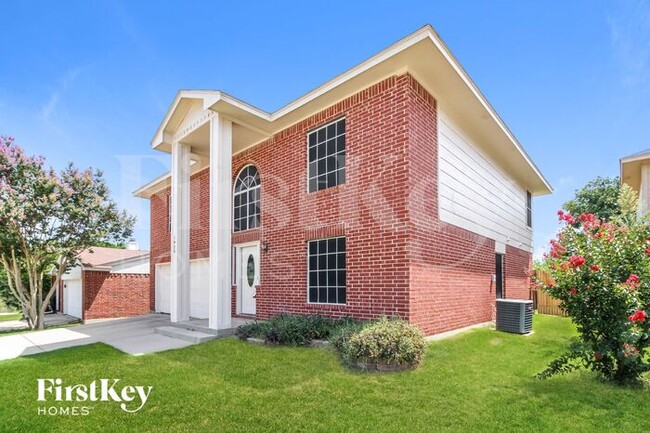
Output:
[
  {"xmin": 77, "ymin": 247, "xmax": 149, "ymax": 271},
  {"xmin": 134, "ymin": 24, "xmax": 553, "ymax": 198},
  {"xmin": 620, "ymin": 150, "xmax": 650, "ymax": 193},
  {"xmin": 621, "ymin": 149, "xmax": 650, "ymax": 162}
]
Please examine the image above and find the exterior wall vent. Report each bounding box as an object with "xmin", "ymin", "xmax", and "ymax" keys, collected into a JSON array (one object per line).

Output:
[{"xmin": 496, "ymin": 299, "xmax": 533, "ymax": 334}]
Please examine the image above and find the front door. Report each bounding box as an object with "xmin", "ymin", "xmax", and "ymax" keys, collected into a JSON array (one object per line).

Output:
[{"xmin": 239, "ymin": 244, "xmax": 259, "ymax": 315}]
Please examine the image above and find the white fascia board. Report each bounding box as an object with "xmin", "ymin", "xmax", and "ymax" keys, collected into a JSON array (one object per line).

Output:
[
  {"xmin": 268, "ymin": 26, "xmax": 432, "ymax": 120},
  {"xmin": 133, "ymin": 172, "xmax": 172, "ymax": 198},
  {"xmin": 101, "ymin": 254, "xmax": 150, "ymax": 269},
  {"xmin": 621, "ymin": 153, "xmax": 650, "ymax": 165},
  {"xmin": 151, "ymin": 90, "xmax": 223, "ymax": 148}
]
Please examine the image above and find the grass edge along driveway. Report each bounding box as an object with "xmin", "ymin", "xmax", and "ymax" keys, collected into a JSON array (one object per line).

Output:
[{"xmin": 0, "ymin": 315, "xmax": 648, "ymax": 433}]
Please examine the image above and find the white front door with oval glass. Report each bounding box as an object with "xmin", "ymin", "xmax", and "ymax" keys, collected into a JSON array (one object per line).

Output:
[{"xmin": 239, "ymin": 244, "xmax": 259, "ymax": 315}]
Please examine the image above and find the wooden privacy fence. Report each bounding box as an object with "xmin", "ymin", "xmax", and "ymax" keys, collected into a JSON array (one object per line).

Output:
[{"xmin": 530, "ymin": 270, "xmax": 568, "ymax": 317}]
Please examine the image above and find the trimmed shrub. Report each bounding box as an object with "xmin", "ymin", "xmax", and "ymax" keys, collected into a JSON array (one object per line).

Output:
[
  {"xmin": 329, "ymin": 318, "xmax": 366, "ymax": 353},
  {"xmin": 236, "ymin": 320, "xmax": 270, "ymax": 340},
  {"xmin": 237, "ymin": 315, "xmax": 428, "ymax": 371},
  {"xmin": 236, "ymin": 315, "xmax": 351, "ymax": 346},
  {"xmin": 339, "ymin": 317, "xmax": 426, "ymax": 368},
  {"xmin": 265, "ymin": 315, "xmax": 317, "ymax": 346}
]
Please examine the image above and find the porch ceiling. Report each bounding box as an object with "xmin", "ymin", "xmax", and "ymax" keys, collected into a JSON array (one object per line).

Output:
[{"xmin": 621, "ymin": 152, "xmax": 650, "ymax": 193}]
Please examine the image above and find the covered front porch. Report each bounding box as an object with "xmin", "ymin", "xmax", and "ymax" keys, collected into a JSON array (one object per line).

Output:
[{"xmin": 146, "ymin": 92, "xmax": 273, "ymax": 331}]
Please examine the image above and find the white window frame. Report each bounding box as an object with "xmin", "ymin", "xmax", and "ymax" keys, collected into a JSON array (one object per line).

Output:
[
  {"xmin": 306, "ymin": 236, "xmax": 347, "ymax": 305},
  {"xmin": 233, "ymin": 164, "xmax": 261, "ymax": 233},
  {"xmin": 306, "ymin": 117, "xmax": 346, "ymax": 193}
]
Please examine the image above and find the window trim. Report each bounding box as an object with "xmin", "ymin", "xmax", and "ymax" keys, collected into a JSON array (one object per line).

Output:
[
  {"xmin": 306, "ymin": 117, "xmax": 346, "ymax": 193},
  {"xmin": 526, "ymin": 190, "xmax": 532, "ymax": 228},
  {"xmin": 306, "ymin": 236, "xmax": 347, "ymax": 305},
  {"xmin": 233, "ymin": 164, "xmax": 261, "ymax": 233}
]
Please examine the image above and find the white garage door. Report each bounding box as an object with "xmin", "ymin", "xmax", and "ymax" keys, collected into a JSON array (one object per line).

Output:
[
  {"xmin": 64, "ymin": 279, "xmax": 82, "ymax": 319},
  {"xmin": 155, "ymin": 260, "xmax": 209, "ymax": 319},
  {"xmin": 156, "ymin": 264, "xmax": 171, "ymax": 314},
  {"xmin": 190, "ymin": 259, "xmax": 209, "ymax": 319}
]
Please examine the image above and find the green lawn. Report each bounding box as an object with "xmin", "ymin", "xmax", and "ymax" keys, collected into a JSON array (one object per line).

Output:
[
  {"xmin": 0, "ymin": 315, "xmax": 648, "ymax": 433},
  {"xmin": 0, "ymin": 312, "xmax": 21, "ymax": 322}
]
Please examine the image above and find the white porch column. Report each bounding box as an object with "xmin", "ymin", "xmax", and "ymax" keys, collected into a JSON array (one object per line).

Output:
[
  {"xmin": 170, "ymin": 141, "xmax": 191, "ymax": 323},
  {"xmin": 209, "ymin": 113, "xmax": 233, "ymax": 330}
]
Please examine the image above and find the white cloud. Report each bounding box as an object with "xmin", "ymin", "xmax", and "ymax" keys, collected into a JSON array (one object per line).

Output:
[{"xmin": 40, "ymin": 68, "xmax": 81, "ymax": 120}]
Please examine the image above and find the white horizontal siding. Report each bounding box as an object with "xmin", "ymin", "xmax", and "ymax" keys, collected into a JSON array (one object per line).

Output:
[
  {"xmin": 438, "ymin": 110, "xmax": 532, "ymax": 251},
  {"xmin": 111, "ymin": 258, "xmax": 150, "ymax": 274}
]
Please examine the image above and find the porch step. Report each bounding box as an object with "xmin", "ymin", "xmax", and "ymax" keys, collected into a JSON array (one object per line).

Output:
[
  {"xmin": 154, "ymin": 326, "xmax": 217, "ymax": 344},
  {"xmin": 171, "ymin": 321, "xmax": 239, "ymax": 337}
]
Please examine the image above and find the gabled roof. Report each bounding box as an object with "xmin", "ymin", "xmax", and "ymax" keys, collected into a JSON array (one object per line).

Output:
[
  {"xmin": 77, "ymin": 247, "xmax": 149, "ymax": 270},
  {"xmin": 139, "ymin": 24, "xmax": 552, "ymax": 197},
  {"xmin": 621, "ymin": 149, "xmax": 650, "ymax": 162}
]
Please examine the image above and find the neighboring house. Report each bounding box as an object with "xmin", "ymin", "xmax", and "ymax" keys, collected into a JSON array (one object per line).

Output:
[
  {"xmin": 620, "ymin": 150, "xmax": 650, "ymax": 215},
  {"xmin": 58, "ymin": 246, "xmax": 150, "ymax": 320},
  {"xmin": 134, "ymin": 25, "xmax": 552, "ymax": 336}
]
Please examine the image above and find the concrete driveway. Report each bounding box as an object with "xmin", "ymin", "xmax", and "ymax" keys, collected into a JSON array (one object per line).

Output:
[
  {"xmin": 0, "ymin": 313, "xmax": 79, "ymax": 332},
  {"xmin": 0, "ymin": 314, "xmax": 192, "ymax": 361}
]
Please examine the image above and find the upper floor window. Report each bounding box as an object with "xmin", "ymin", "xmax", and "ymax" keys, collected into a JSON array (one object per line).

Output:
[
  {"xmin": 308, "ymin": 118, "xmax": 346, "ymax": 192},
  {"xmin": 234, "ymin": 165, "xmax": 261, "ymax": 232},
  {"xmin": 526, "ymin": 191, "xmax": 532, "ymax": 228}
]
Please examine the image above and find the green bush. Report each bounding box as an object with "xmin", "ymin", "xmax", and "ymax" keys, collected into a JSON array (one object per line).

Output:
[
  {"xmin": 236, "ymin": 315, "xmax": 352, "ymax": 346},
  {"xmin": 329, "ymin": 318, "xmax": 366, "ymax": 353},
  {"xmin": 338, "ymin": 317, "xmax": 426, "ymax": 368},
  {"xmin": 0, "ymin": 268, "xmax": 20, "ymax": 312},
  {"xmin": 236, "ymin": 320, "xmax": 270, "ymax": 340},
  {"xmin": 237, "ymin": 315, "xmax": 428, "ymax": 370}
]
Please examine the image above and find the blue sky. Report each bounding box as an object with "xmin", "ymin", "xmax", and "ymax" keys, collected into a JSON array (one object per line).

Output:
[{"xmin": 1, "ymin": 0, "xmax": 649, "ymax": 255}]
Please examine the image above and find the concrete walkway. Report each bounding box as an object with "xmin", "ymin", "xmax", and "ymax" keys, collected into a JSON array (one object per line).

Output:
[
  {"xmin": 0, "ymin": 314, "xmax": 194, "ymax": 361},
  {"xmin": 0, "ymin": 313, "xmax": 79, "ymax": 332}
]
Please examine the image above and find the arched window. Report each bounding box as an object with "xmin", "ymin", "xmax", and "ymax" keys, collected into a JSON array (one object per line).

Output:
[{"xmin": 233, "ymin": 165, "xmax": 260, "ymax": 232}]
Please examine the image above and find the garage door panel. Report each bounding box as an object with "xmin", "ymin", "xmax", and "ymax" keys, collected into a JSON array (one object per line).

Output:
[
  {"xmin": 190, "ymin": 259, "xmax": 209, "ymax": 319},
  {"xmin": 156, "ymin": 264, "xmax": 171, "ymax": 314},
  {"xmin": 156, "ymin": 261, "xmax": 209, "ymax": 319}
]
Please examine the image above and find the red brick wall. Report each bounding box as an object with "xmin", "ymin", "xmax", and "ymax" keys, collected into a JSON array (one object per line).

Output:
[
  {"xmin": 232, "ymin": 75, "xmax": 411, "ymax": 320},
  {"xmin": 504, "ymin": 245, "xmax": 532, "ymax": 300},
  {"xmin": 148, "ymin": 72, "xmax": 533, "ymax": 335},
  {"xmin": 149, "ymin": 168, "xmax": 210, "ymax": 310},
  {"xmin": 83, "ymin": 271, "xmax": 150, "ymax": 320},
  {"xmin": 405, "ymin": 76, "xmax": 532, "ymax": 335}
]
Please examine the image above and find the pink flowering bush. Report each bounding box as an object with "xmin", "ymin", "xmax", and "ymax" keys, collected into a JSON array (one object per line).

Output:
[{"xmin": 539, "ymin": 210, "xmax": 650, "ymax": 385}]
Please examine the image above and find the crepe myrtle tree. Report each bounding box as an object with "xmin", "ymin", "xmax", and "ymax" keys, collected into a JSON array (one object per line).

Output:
[
  {"xmin": 538, "ymin": 209, "xmax": 650, "ymax": 385},
  {"xmin": 0, "ymin": 136, "xmax": 134, "ymax": 329}
]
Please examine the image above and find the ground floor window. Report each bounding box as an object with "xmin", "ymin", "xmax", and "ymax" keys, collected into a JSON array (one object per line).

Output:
[{"xmin": 308, "ymin": 237, "xmax": 346, "ymax": 304}]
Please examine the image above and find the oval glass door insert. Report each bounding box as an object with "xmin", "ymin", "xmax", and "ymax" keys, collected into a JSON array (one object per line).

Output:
[{"xmin": 247, "ymin": 254, "xmax": 255, "ymax": 286}]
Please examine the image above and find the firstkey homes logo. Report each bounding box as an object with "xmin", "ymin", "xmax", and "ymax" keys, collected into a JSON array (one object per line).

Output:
[{"xmin": 36, "ymin": 378, "xmax": 153, "ymax": 416}]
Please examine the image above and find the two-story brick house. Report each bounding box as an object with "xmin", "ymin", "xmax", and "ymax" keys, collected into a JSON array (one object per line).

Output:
[{"xmin": 134, "ymin": 25, "xmax": 552, "ymax": 336}]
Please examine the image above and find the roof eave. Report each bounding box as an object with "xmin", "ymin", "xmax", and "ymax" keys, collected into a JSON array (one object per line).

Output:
[{"xmin": 143, "ymin": 24, "xmax": 552, "ymax": 196}]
